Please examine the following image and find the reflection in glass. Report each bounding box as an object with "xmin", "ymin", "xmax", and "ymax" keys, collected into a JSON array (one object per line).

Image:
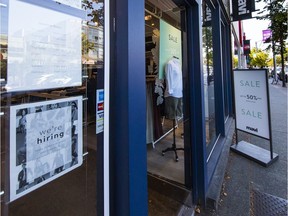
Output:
[
  {"xmin": 202, "ymin": 3, "xmax": 217, "ymax": 153},
  {"xmin": 0, "ymin": 0, "xmax": 104, "ymax": 215}
]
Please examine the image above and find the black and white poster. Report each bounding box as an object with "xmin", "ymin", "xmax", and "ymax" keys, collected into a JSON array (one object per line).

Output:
[{"xmin": 10, "ymin": 96, "xmax": 83, "ymax": 201}]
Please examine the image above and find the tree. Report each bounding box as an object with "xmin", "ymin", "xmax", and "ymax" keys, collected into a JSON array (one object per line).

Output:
[
  {"xmin": 284, "ymin": 47, "xmax": 288, "ymax": 62},
  {"xmin": 257, "ymin": 0, "xmax": 287, "ymax": 87},
  {"xmin": 249, "ymin": 48, "xmax": 270, "ymax": 68},
  {"xmin": 82, "ymin": 33, "xmax": 95, "ymax": 56},
  {"xmin": 81, "ymin": 1, "xmax": 104, "ymax": 64},
  {"xmin": 203, "ymin": 27, "xmax": 213, "ymax": 85},
  {"xmin": 233, "ymin": 56, "xmax": 238, "ymax": 68},
  {"xmin": 275, "ymin": 55, "xmax": 282, "ymax": 66},
  {"xmin": 82, "ymin": 0, "xmax": 104, "ymax": 26}
]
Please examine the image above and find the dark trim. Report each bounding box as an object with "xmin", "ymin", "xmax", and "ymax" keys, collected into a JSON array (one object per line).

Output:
[
  {"xmin": 212, "ymin": 4, "xmax": 225, "ymax": 136},
  {"xmin": 96, "ymin": 69, "xmax": 105, "ymax": 216},
  {"xmin": 218, "ymin": 0, "xmax": 230, "ymax": 24},
  {"xmin": 221, "ymin": 21, "xmax": 231, "ymax": 118},
  {"xmin": 226, "ymin": 24, "xmax": 234, "ymax": 116},
  {"xmin": 186, "ymin": 4, "xmax": 207, "ymax": 205},
  {"xmin": 181, "ymin": 8, "xmax": 193, "ymax": 189},
  {"xmin": 109, "ymin": 0, "xmax": 147, "ymax": 215}
]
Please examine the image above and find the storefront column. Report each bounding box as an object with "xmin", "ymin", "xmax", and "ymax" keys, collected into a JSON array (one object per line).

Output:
[
  {"xmin": 109, "ymin": 0, "xmax": 147, "ymax": 215},
  {"xmin": 186, "ymin": 1, "xmax": 208, "ymax": 205}
]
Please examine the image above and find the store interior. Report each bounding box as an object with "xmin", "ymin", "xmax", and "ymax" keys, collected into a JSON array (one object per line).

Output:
[
  {"xmin": 145, "ymin": 0, "xmax": 185, "ymax": 185},
  {"xmin": 145, "ymin": 1, "xmax": 194, "ymax": 214}
]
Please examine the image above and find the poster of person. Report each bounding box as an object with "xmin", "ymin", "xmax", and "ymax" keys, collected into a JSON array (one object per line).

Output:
[{"xmin": 10, "ymin": 96, "xmax": 83, "ymax": 201}]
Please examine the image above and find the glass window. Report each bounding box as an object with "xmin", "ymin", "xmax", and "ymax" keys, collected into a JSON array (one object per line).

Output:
[
  {"xmin": 202, "ymin": 2, "xmax": 217, "ymax": 153},
  {"xmin": 0, "ymin": 0, "xmax": 104, "ymax": 215},
  {"xmin": 222, "ymin": 22, "xmax": 229, "ymax": 118}
]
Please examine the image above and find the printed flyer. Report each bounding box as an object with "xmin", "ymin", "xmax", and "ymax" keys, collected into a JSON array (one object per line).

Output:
[{"xmin": 10, "ymin": 96, "xmax": 83, "ymax": 201}]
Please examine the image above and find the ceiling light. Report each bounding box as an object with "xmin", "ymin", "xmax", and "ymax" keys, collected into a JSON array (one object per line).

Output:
[{"xmin": 145, "ymin": 15, "xmax": 152, "ymax": 21}]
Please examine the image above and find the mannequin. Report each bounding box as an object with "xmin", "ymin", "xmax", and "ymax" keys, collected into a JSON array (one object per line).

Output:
[{"xmin": 162, "ymin": 56, "xmax": 184, "ymax": 161}]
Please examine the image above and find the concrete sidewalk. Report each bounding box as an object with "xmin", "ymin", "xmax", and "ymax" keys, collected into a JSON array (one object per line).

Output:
[{"xmin": 199, "ymin": 80, "xmax": 288, "ymax": 216}]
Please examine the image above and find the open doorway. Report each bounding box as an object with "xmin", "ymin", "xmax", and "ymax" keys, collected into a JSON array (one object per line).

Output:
[{"xmin": 145, "ymin": 0, "xmax": 185, "ymax": 184}]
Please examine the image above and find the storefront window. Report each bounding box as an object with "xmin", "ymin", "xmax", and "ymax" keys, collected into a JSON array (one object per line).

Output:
[
  {"xmin": 222, "ymin": 22, "xmax": 229, "ymax": 118},
  {"xmin": 202, "ymin": 2, "xmax": 217, "ymax": 153},
  {"xmin": 0, "ymin": 0, "xmax": 103, "ymax": 215}
]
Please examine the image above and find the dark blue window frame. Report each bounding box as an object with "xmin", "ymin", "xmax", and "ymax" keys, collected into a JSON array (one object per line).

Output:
[
  {"xmin": 109, "ymin": 0, "xmax": 148, "ymax": 215},
  {"xmin": 205, "ymin": 1, "xmax": 233, "ymax": 186},
  {"xmin": 108, "ymin": 0, "xmax": 233, "ymax": 213}
]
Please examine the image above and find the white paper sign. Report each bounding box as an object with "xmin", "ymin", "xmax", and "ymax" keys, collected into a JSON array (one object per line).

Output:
[
  {"xmin": 53, "ymin": 0, "xmax": 82, "ymax": 9},
  {"xmin": 10, "ymin": 96, "xmax": 83, "ymax": 201},
  {"xmin": 233, "ymin": 70, "xmax": 270, "ymax": 139},
  {"xmin": 6, "ymin": 0, "xmax": 82, "ymax": 92}
]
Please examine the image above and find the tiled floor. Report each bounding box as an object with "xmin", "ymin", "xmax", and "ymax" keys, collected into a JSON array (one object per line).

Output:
[
  {"xmin": 147, "ymin": 119, "xmax": 185, "ymax": 184},
  {"xmin": 147, "ymin": 119, "xmax": 195, "ymax": 215}
]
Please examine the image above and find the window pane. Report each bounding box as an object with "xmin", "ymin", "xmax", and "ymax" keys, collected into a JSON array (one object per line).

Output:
[
  {"xmin": 1, "ymin": 0, "xmax": 104, "ymax": 215},
  {"xmin": 202, "ymin": 2, "xmax": 217, "ymax": 153}
]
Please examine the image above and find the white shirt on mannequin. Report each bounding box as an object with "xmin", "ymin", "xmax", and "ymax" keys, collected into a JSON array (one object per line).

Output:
[{"xmin": 164, "ymin": 57, "xmax": 183, "ymax": 98}]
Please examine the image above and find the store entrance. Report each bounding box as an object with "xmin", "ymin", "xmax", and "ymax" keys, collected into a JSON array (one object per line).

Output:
[{"xmin": 145, "ymin": 0, "xmax": 189, "ymax": 187}]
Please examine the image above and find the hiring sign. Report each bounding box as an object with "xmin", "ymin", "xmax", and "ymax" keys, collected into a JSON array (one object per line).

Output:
[
  {"xmin": 233, "ymin": 69, "xmax": 270, "ymax": 139},
  {"xmin": 10, "ymin": 96, "xmax": 83, "ymax": 201}
]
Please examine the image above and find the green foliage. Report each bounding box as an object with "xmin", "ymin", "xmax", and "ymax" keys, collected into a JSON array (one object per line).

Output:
[
  {"xmin": 82, "ymin": 0, "xmax": 104, "ymax": 26},
  {"xmin": 257, "ymin": 0, "xmax": 287, "ymax": 86},
  {"xmin": 257, "ymin": 0, "xmax": 287, "ymax": 46},
  {"xmin": 233, "ymin": 56, "xmax": 238, "ymax": 68},
  {"xmin": 82, "ymin": 33, "xmax": 95, "ymax": 55},
  {"xmin": 267, "ymin": 58, "xmax": 273, "ymax": 67},
  {"xmin": 0, "ymin": 59, "xmax": 7, "ymax": 79},
  {"xmin": 203, "ymin": 27, "xmax": 213, "ymax": 66},
  {"xmin": 284, "ymin": 47, "xmax": 288, "ymax": 62},
  {"xmin": 249, "ymin": 48, "xmax": 270, "ymax": 68},
  {"xmin": 276, "ymin": 55, "xmax": 282, "ymax": 66}
]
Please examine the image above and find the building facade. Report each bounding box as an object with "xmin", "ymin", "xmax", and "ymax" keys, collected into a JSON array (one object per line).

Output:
[{"xmin": 0, "ymin": 0, "xmax": 237, "ymax": 215}]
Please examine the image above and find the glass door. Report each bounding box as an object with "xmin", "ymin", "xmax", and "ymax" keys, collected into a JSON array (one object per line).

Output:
[{"xmin": 0, "ymin": 0, "xmax": 104, "ymax": 215}]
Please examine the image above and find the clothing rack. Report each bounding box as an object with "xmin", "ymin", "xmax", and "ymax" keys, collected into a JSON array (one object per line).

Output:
[{"xmin": 152, "ymin": 116, "xmax": 182, "ymax": 148}]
